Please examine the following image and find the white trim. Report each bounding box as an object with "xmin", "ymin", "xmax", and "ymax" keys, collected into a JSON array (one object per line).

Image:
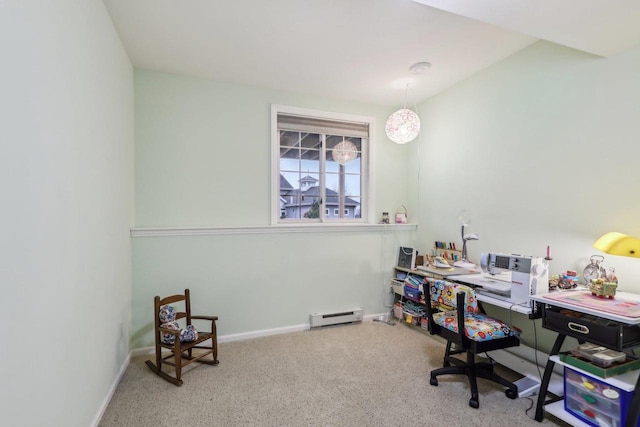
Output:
[
  {"xmin": 130, "ymin": 313, "xmax": 386, "ymax": 358},
  {"xmin": 90, "ymin": 353, "xmax": 131, "ymax": 427},
  {"xmin": 130, "ymin": 223, "xmax": 417, "ymax": 237},
  {"xmin": 271, "ymin": 105, "xmax": 281, "ymax": 225}
]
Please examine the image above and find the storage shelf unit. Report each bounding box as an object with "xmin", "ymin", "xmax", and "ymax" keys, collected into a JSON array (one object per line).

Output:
[
  {"xmin": 531, "ymin": 292, "xmax": 640, "ymax": 427},
  {"xmin": 545, "ymin": 401, "xmax": 591, "ymax": 427},
  {"xmin": 391, "ymin": 267, "xmax": 433, "ymax": 330},
  {"xmin": 548, "ymin": 355, "xmax": 639, "ymax": 426}
]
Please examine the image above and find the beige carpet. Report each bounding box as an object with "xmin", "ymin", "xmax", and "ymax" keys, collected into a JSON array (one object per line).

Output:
[{"xmin": 99, "ymin": 321, "xmax": 567, "ymax": 427}]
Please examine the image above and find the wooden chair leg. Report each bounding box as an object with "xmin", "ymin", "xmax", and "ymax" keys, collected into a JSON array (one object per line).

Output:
[
  {"xmin": 212, "ymin": 321, "xmax": 219, "ymax": 364},
  {"xmin": 155, "ymin": 334, "xmax": 163, "ymax": 370},
  {"xmin": 175, "ymin": 341, "xmax": 182, "ymax": 384}
]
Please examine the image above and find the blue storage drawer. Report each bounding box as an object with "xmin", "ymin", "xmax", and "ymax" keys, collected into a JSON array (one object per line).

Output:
[
  {"xmin": 403, "ymin": 285, "xmax": 422, "ymax": 303},
  {"xmin": 564, "ymin": 366, "xmax": 638, "ymax": 427}
]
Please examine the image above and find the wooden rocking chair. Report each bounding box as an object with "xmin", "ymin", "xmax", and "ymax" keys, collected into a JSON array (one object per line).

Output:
[{"xmin": 145, "ymin": 289, "xmax": 219, "ymax": 385}]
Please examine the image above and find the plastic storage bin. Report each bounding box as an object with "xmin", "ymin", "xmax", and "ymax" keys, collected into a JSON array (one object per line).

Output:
[
  {"xmin": 573, "ymin": 343, "xmax": 627, "ymax": 368},
  {"xmin": 403, "ymin": 311, "xmax": 420, "ymax": 325},
  {"xmin": 403, "ymin": 285, "xmax": 422, "ymax": 303},
  {"xmin": 393, "ymin": 302, "xmax": 403, "ymax": 319},
  {"xmin": 564, "ymin": 366, "xmax": 638, "ymax": 427}
]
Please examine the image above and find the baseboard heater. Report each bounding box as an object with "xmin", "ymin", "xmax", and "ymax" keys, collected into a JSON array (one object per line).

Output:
[{"xmin": 310, "ymin": 309, "xmax": 363, "ymax": 328}]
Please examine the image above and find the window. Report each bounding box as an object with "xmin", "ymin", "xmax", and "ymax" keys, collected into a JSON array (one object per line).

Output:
[{"xmin": 272, "ymin": 105, "xmax": 373, "ymax": 224}]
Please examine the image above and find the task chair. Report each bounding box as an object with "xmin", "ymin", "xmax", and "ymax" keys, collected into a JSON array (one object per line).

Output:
[
  {"xmin": 145, "ymin": 289, "xmax": 219, "ymax": 386},
  {"xmin": 424, "ymin": 278, "xmax": 519, "ymax": 408}
]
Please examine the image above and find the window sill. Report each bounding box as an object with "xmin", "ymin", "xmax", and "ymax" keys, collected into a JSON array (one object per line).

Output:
[{"xmin": 130, "ymin": 223, "xmax": 417, "ymax": 237}]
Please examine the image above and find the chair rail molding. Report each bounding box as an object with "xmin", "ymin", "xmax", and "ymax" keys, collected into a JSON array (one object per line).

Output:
[{"xmin": 130, "ymin": 224, "xmax": 417, "ymax": 237}]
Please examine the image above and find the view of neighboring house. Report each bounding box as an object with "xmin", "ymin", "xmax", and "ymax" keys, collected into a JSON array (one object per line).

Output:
[{"xmin": 279, "ymin": 174, "xmax": 360, "ymax": 219}]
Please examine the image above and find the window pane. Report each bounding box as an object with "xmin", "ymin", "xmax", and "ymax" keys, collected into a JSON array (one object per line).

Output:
[
  {"xmin": 323, "ymin": 135, "xmax": 361, "ymax": 220},
  {"xmin": 326, "ymin": 136, "xmax": 361, "ymax": 171},
  {"xmin": 279, "ymin": 131, "xmax": 322, "ymax": 221}
]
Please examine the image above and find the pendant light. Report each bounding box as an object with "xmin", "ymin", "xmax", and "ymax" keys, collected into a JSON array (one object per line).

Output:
[
  {"xmin": 385, "ymin": 62, "xmax": 430, "ymax": 144},
  {"xmin": 385, "ymin": 107, "xmax": 420, "ymax": 144}
]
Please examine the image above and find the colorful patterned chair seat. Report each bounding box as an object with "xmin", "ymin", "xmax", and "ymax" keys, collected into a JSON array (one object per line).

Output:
[
  {"xmin": 427, "ymin": 279, "xmax": 517, "ymax": 341},
  {"xmin": 432, "ymin": 311, "xmax": 513, "ymax": 341},
  {"xmin": 424, "ymin": 277, "xmax": 520, "ymax": 408}
]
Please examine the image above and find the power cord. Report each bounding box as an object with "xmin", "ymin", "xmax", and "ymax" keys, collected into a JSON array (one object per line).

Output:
[{"xmin": 373, "ymin": 316, "xmax": 396, "ymax": 326}]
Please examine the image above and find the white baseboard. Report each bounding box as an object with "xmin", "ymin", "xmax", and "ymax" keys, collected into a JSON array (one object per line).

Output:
[
  {"xmin": 131, "ymin": 315, "xmax": 385, "ymax": 358},
  {"xmin": 131, "ymin": 322, "xmax": 311, "ymax": 357},
  {"xmin": 90, "ymin": 353, "xmax": 131, "ymax": 427}
]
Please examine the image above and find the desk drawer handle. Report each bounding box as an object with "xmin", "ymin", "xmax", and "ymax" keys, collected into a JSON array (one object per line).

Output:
[{"xmin": 568, "ymin": 322, "xmax": 590, "ymax": 334}]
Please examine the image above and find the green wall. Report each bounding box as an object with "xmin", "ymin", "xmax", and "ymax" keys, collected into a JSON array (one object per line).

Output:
[
  {"xmin": 1, "ymin": 1, "xmax": 134, "ymax": 426},
  {"xmin": 415, "ymin": 40, "xmax": 640, "ymax": 352},
  {"xmin": 132, "ymin": 70, "xmax": 418, "ymax": 349}
]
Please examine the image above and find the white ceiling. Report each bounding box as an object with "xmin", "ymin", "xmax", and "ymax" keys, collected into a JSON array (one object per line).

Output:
[{"xmin": 103, "ymin": 0, "xmax": 640, "ymax": 107}]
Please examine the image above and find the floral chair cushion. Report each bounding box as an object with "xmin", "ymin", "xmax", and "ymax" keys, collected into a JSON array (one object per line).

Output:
[
  {"xmin": 432, "ymin": 311, "xmax": 515, "ymax": 342},
  {"xmin": 426, "ymin": 278, "xmax": 477, "ymax": 313},
  {"xmin": 159, "ymin": 305, "xmax": 199, "ymax": 344},
  {"xmin": 426, "ymin": 278, "xmax": 517, "ymax": 342}
]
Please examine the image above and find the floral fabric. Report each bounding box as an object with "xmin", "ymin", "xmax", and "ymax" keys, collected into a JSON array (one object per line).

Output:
[
  {"xmin": 159, "ymin": 304, "xmax": 199, "ymax": 344},
  {"xmin": 432, "ymin": 311, "xmax": 513, "ymax": 341},
  {"xmin": 426, "ymin": 278, "xmax": 477, "ymax": 312},
  {"xmin": 159, "ymin": 304, "xmax": 176, "ymax": 323},
  {"xmin": 425, "ymin": 278, "xmax": 516, "ymax": 342}
]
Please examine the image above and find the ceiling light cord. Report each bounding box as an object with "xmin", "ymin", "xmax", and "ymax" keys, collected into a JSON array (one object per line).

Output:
[{"xmin": 403, "ymin": 83, "xmax": 409, "ymax": 109}]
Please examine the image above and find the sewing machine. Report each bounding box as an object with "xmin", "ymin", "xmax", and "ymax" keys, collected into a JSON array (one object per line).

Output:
[{"xmin": 478, "ymin": 252, "xmax": 549, "ymax": 305}]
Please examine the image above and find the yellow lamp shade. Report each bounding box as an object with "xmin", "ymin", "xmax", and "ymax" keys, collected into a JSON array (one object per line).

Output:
[{"xmin": 593, "ymin": 232, "xmax": 640, "ymax": 258}]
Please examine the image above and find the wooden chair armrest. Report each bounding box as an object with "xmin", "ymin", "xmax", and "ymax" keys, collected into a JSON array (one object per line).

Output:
[{"xmin": 191, "ymin": 315, "xmax": 218, "ymax": 321}]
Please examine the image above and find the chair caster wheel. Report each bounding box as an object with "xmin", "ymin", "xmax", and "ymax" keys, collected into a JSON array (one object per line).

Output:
[
  {"xmin": 430, "ymin": 377, "xmax": 438, "ymax": 386},
  {"xmin": 505, "ymin": 388, "xmax": 518, "ymax": 399},
  {"xmin": 469, "ymin": 398, "xmax": 479, "ymax": 408}
]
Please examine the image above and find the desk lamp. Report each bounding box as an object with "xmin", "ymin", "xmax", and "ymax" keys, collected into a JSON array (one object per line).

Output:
[
  {"xmin": 593, "ymin": 232, "xmax": 640, "ymax": 258},
  {"xmin": 454, "ymin": 210, "xmax": 479, "ymax": 268}
]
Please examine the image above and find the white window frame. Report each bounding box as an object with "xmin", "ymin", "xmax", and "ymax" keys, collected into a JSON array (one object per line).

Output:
[{"xmin": 271, "ymin": 104, "xmax": 375, "ymax": 225}]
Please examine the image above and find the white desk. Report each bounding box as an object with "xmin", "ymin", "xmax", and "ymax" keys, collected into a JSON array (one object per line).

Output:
[
  {"xmin": 396, "ymin": 265, "xmax": 479, "ymax": 278},
  {"xmin": 453, "ymin": 273, "xmax": 533, "ymax": 315},
  {"xmin": 532, "ymin": 290, "xmax": 640, "ymax": 325},
  {"xmin": 531, "ymin": 291, "xmax": 640, "ymax": 427}
]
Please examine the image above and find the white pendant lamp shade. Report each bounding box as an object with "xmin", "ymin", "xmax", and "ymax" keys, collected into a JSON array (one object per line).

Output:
[
  {"xmin": 385, "ymin": 108, "xmax": 420, "ymax": 144},
  {"xmin": 332, "ymin": 139, "xmax": 358, "ymax": 165}
]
